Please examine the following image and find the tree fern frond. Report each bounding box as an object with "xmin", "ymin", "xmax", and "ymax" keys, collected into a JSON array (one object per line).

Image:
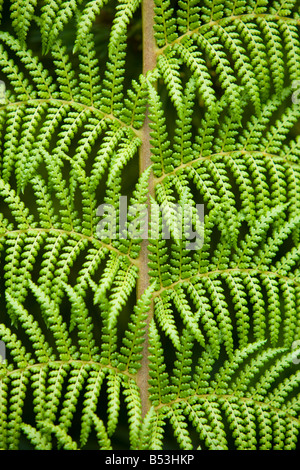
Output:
[
  {"xmin": 7, "ymin": 369, "xmax": 31, "ymax": 449},
  {"xmin": 0, "ymin": 44, "xmax": 34, "ymax": 100},
  {"xmin": 39, "ymin": 422, "xmax": 78, "ymax": 450},
  {"xmin": 120, "ymin": 76, "xmax": 148, "ymax": 128},
  {"xmin": 58, "ymin": 363, "xmax": 89, "ymax": 434},
  {"xmin": 157, "ymin": 51, "xmax": 183, "ymax": 115},
  {"xmin": 52, "ymin": 41, "xmax": 79, "ymax": 100},
  {"xmin": 105, "ymin": 261, "xmax": 138, "ymax": 329},
  {"xmin": 5, "ymin": 292, "xmax": 52, "ymax": 363},
  {"xmin": 154, "ymin": 0, "xmax": 177, "ymax": 48},
  {"xmin": 21, "ymin": 423, "xmax": 52, "ymax": 450},
  {"xmin": 28, "ymin": 280, "xmax": 74, "ymax": 361},
  {"xmin": 119, "ymin": 282, "xmax": 155, "ymax": 374},
  {"xmin": 0, "ymin": 0, "xmax": 300, "ymax": 451},
  {"xmin": 148, "ymin": 319, "xmax": 172, "ymax": 407},
  {"xmin": 10, "ymin": 0, "xmax": 38, "ymax": 46},
  {"xmin": 139, "ymin": 406, "xmax": 166, "ymax": 450},
  {"xmin": 76, "ymin": 33, "xmax": 102, "ymax": 107},
  {"xmin": 177, "ymin": 0, "xmax": 201, "ymax": 34},
  {"xmin": 11, "ymin": 0, "xmax": 37, "ymax": 44},
  {"xmin": 109, "ymin": 0, "xmax": 141, "ymax": 58},
  {"xmin": 173, "ymin": 38, "xmax": 216, "ymax": 112},
  {"xmin": 279, "ymin": 20, "xmax": 300, "ymax": 83},
  {"xmin": 168, "ymin": 404, "xmax": 194, "ymax": 450},
  {"xmin": 270, "ymin": 0, "xmax": 298, "ymax": 17},
  {"xmin": 90, "ymin": 411, "xmax": 113, "ymax": 449},
  {"xmin": 80, "ymin": 368, "xmax": 106, "ymax": 447},
  {"xmin": 74, "ymin": 0, "xmax": 109, "ymax": 51},
  {"xmin": 148, "ymin": 82, "xmax": 173, "ymax": 176},
  {"xmin": 100, "ymin": 32, "xmax": 127, "ymax": 116},
  {"xmin": 122, "ymin": 377, "xmax": 142, "ymax": 449},
  {"xmin": 41, "ymin": 0, "xmax": 81, "ymax": 53},
  {"xmin": 200, "ymin": 0, "xmax": 225, "ymax": 22},
  {"xmin": 257, "ymin": 17, "xmax": 285, "ymax": 94}
]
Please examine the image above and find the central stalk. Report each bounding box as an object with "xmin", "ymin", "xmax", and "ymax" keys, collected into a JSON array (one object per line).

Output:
[{"xmin": 137, "ymin": 0, "xmax": 156, "ymax": 420}]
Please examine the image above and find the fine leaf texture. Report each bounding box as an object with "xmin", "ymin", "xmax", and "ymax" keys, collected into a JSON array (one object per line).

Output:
[{"xmin": 0, "ymin": 0, "xmax": 299, "ymax": 450}]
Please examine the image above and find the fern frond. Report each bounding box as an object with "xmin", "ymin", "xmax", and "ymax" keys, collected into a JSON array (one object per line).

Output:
[
  {"xmin": 41, "ymin": 0, "xmax": 80, "ymax": 53},
  {"xmin": 177, "ymin": 0, "xmax": 201, "ymax": 33},
  {"xmin": 157, "ymin": 50, "xmax": 183, "ymax": 115},
  {"xmin": 74, "ymin": 0, "xmax": 109, "ymax": 52},
  {"xmin": 148, "ymin": 319, "xmax": 172, "ymax": 407},
  {"xmin": 10, "ymin": 0, "xmax": 38, "ymax": 46},
  {"xmin": 0, "ymin": 0, "xmax": 300, "ymax": 451},
  {"xmin": 0, "ymin": 31, "xmax": 55, "ymax": 98},
  {"xmin": 21, "ymin": 423, "xmax": 52, "ymax": 450},
  {"xmin": 148, "ymin": 82, "xmax": 173, "ymax": 176},
  {"xmin": 52, "ymin": 41, "xmax": 79, "ymax": 100},
  {"xmin": 90, "ymin": 412, "xmax": 113, "ymax": 449},
  {"xmin": 80, "ymin": 368, "xmax": 106, "ymax": 447},
  {"xmin": 154, "ymin": 0, "xmax": 177, "ymax": 47},
  {"xmin": 139, "ymin": 406, "xmax": 166, "ymax": 450},
  {"xmin": 109, "ymin": 0, "xmax": 141, "ymax": 57},
  {"xmin": 77, "ymin": 33, "xmax": 102, "ymax": 107},
  {"xmin": 173, "ymin": 38, "xmax": 216, "ymax": 111},
  {"xmin": 100, "ymin": 32, "xmax": 127, "ymax": 116}
]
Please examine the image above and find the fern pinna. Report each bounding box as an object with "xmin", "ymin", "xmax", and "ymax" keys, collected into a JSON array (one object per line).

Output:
[{"xmin": 0, "ymin": 0, "xmax": 299, "ymax": 450}]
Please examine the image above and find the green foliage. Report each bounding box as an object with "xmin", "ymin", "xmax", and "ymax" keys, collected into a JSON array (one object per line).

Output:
[{"xmin": 0, "ymin": 0, "xmax": 300, "ymax": 450}]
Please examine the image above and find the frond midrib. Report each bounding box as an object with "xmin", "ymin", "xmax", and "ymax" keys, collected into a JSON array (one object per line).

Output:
[
  {"xmin": 0, "ymin": 358, "xmax": 136, "ymax": 382},
  {"xmin": 152, "ymin": 266, "xmax": 300, "ymax": 299},
  {"xmin": 155, "ymin": 392, "xmax": 300, "ymax": 427},
  {"xmin": 0, "ymin": 97, "xmax": 142, "ymax": 139},
  {"xmin": 156, "ymin": 12, "xmax": 300, "ymax": 55},
  {"xmin": 153, "ymin": 149, "xmax": 299, "ymax": 184},
  {"xmin": 0, "ymin": 227, "xmax": 140, "ymax": 267}
]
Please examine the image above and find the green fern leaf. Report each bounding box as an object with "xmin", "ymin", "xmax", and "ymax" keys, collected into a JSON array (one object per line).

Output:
[{"xmin": 0, "ymin": 0, "xmax": 299, "ymax": 451}]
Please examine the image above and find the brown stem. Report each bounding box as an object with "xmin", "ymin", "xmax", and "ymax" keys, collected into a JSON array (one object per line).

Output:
[{"xmin": 137, "ymin": 0, "xmax": 156, "ymax": 420}]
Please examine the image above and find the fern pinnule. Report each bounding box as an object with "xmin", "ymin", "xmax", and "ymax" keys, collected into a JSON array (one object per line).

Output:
[{"xmin": 154, "ymin": 0, "xmax": 177, "ymax": 47}]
